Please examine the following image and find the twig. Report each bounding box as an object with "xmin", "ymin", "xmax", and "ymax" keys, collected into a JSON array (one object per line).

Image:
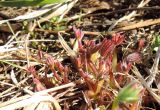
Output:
[
  {"xmin": 146, "ymin": 46, "xmax": 160, "ymax": 87},
  {"xmin": 114, "ymin": 18, "xmax": 160, "ymax": 32},
  {"xmin": 87, "ymin": 7, "xmax": 160, "ymax": 17},
  {"xmin": 58, "ymin": 32, "xmax": 76, "ymax": 57},
  {"xmin": 0, "ymin": 95, "xmax": 30, "ymax": 107},
  {"xmin": 35, "ymin": 18, "xmax": 160, "ymax": 37},
  {"xmin": 108, "ymin": 0, "xmax": 151, "ymax": 31},
  {"xmin": 0, "ymin": 95, "xmax": 61, "ymax": 110},
  {"xmin": 34, "ymin": 82, "xmax": 75, "ymax": 96},
  {"xmin": 25, "ymin": 33, "xmax": 30, "ymax": 68},
  {"xmin": 85, "ymin": 18, "xmax": 160, "ymax": 35},
  {"xmin": 34, "ymin": 28, "xmax": 68, "ymax": 34},
  {"xmin": 6, "ymin": 22, "xmax": 15, "ymax": 35},
  {"xmin": 0, "ymin": 82, "xmax": 75, "ymax": 108},
  {"xmin": 68, "ymin": 6, "xmax": 160, "ymax": 22},
  {"xmin": 10, "ymin": 69, "xmax": 18, "ymax": 85},
  {"xmin": 0, "ymin": 75, "xmax": 32, "ymax": 97},
  {"xmin": 5, "ymin": 31, "xmax": 21, "ymax": 46},
  {"xmin": 132, "ymin": 66, "xmax": 160, "ymax": 104}
]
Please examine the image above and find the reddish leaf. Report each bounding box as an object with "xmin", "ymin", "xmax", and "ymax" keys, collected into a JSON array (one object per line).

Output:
[
  {"xmin": 63, "ymin": 66, "xmax": 69, "ymax": 83},
  {"xmin": 117, "ymin": 61, "xmax": 132, "ymax": 73},
  {"xmin": 37, "ymin": 48, "xmax": 43, "ymax": 60},
  {"xmin": 98, "ymin": 58, "xmax": 105, "ymax": 72},
  {"xmin": 46, "ymin": 56, "xmax": 62, "ymax": 81},
  {"xmin": 99, "ymin": 39, "xmax": 115, "ymax": 57},
  {"xmin": 79, "ymin": 69, "xmax": 96, "ymax": 91},
  {"xmin": 126, "ymin": 52, "xmax": 141, "ymax": 63},
  {"xmin": 73, "ymin": 26, "xmax": 84, "ymax": 41},
  {"xmin": 46, "ymin": 56, "xmax": 55, "ymax": 66},
  {"xmin": 138, "ymin": 38, "xmax": 145, "ymax": 51},
  {"xmin": 33, "ymin": 78, "xmax": 46, "ymax": 91},
  {"xmin": 27, "ymin": 66, "xmax": 39, "ymax": 79},
  {"xmin": 87, "ymin": 60, "xmax": 98, "ymax": 75},
  {"xmin": 55, "ymin": 61, "xmax": 64, "ymax": 73},
  {"xmin": 112, "ymin": 33, "xmax": 124, "ymax": 45}
]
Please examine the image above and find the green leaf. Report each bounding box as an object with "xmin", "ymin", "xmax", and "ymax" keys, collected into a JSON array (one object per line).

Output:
[
  {"xmin": 152, "ymin": 35, "xmax": 160, "ymax": 51},
  {"xmin": 154, "ymin": 35, "xmax": 160, "ymax": 46},
  {"xmin": 117, "ymin": 83, "xmax": 141, "ymax": 102},
  {"xmin": 112, "ymin": 82, "xmax": 141, "ymax": 110},
  {"xmin": 0, "ymin": 0, "xmax": 66, "ymax": 7}
]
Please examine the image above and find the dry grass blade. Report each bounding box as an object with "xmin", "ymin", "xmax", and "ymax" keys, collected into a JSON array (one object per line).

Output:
[
  {"xmin": 25, "ymin": 33, "xmax": 30, "ymax": 68},
  {"xmin": 0, "ymin": 82, "xmax": 75, "ymax": 108},
  {"xmin": 58, "ymin": 32, "xmax": 77, "ymax": 57},
  {"xmin": 0, "ymin": 44, "xmax": 23, "ymax": 53},
  {"xmin": 0, "ymin": 75, "xmax": 31, "ymax": 97},
  {"xmin": 24, "ymin": 101, "xmax": 54, "ymax": 110},
  {"xmin": 0, "ymin": 95, "xmax": 61, "ymax": 110},
  {"xmin": 23, "ymin": 95, "xmax": 61, "ymax": 110},
  {"xmin": 28, "ymin": 82, "xmax": 75, "ymax": 96},
  {"xmin": 33, "ymin": 0, "xmax": 78, "ymax": 29},
  {"xmin": 114, "ymin": 18, "xmax": 160, "ymax": 32},
  {"xmin": 10, "ymin": 69, "xmax": 18, "ymax": 85},
  {"xmin": 39, "ymin": 0, "xmax": 78, "ymax": 23},
  {"xmin": 0, "ymin": 4, "xmax": 61, "ymax": 25},
  {"xmin": 132, "ymin": 66, "xmax": 160, "ymax": 104},
  {"xmin": 108, "ymin": 0, "xmax": 151, "ymax": 31},
  {"xmin": 146, "ymin": 47, "xmax": 160, "ymax": 87}
]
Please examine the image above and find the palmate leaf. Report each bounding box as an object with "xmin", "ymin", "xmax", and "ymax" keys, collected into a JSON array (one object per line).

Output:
[{"xmin": 0, "ymin": 0, "xmax": 66, "ymax": 7}]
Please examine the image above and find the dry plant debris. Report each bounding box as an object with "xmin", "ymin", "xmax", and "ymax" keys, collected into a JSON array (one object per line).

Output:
[{"xmin": 0, "ymin": 0, "xmax": 160, "ymax": 110}]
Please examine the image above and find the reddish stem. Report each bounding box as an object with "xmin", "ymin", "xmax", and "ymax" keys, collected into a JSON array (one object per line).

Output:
[
  {"xmin": 79, "ymin": 69, "xmax": 96, "ymax": 91},
  {"xmin": 50, "ymin": 67, "xmax": 62, "ymax": 82},
  {"xmin": 87, "ymin": 59, "xmax": 99, "ymax": 76}
]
